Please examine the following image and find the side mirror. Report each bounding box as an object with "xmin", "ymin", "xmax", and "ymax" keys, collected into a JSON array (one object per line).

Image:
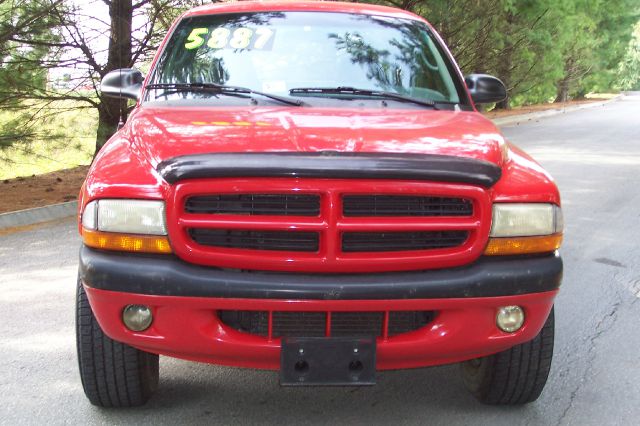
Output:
[
  {"xmin": 465, "ymin": 74, "xmax": 507, "ymax": 104},
  {"xmin": 100, "ymin": 68, "xmax": 144, "ymax": 100}
]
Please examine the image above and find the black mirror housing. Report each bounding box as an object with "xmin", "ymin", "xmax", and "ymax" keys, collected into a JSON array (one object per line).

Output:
[
  {"xmin": 465, "ymin": 74, "xmax": 507, "ymax": 105},
  {"xmin": 100, "ymin": 68, "xmax": 144, "ymax": 100}
]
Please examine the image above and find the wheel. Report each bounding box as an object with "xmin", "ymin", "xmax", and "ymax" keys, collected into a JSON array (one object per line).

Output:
[
  {"xmin": 460, "ymin": 307, "xmax": 554, "ymax": 405},
  {"xmin": 76, "ymin": 277, "xmax": 159, "ymax": 407}
]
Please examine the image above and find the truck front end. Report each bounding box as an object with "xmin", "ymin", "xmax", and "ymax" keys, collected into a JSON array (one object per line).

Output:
[{"xmin": 77, "ymin": 1, "xmax": 562, "ymax": 407}]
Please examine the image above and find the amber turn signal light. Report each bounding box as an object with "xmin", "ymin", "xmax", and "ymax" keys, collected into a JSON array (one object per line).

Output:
[
  {"xmin": 484, "ymin": 234, "xmax": 562, "ymax": 256},
  {"xmin": 82, "ymin": 228, "xmax": 172, "ymax": 254}
]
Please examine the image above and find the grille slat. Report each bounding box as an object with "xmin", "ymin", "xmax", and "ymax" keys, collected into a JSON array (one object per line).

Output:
[
  {"xmin": 272, "ymin": 312, "xmax": 326, "ymax": 337},
  {"xmin": 343, "ymin": 195, "xmax": 472, "ymax": 217},
  {"xmin": 342, "ymin": 231, "xmax": 469, "ymax": 252},
  {"xmin": 218, "ymin": 310, "xmax": 436, "ymax": 338},
  {"xmin": 186, "ymin": 194, "xmax": 320, "ymax": 216},
  {"xmin": 189, "ymin": 229, "xmax": 319, "ymax": 252},
  {"xmin": 331, "ymin": 312, "xmax": 383, "ymax": 337}
]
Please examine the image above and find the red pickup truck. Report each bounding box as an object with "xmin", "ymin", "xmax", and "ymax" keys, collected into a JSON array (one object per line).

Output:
[{"xmin": 77, "ymin": 1, "xmax": 563, "ymax": 407}]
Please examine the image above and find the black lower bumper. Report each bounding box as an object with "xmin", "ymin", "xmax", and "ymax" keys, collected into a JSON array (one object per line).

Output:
[{"xmin": 79, "ymin": 246, "xmax": 562, "ymax": 300}]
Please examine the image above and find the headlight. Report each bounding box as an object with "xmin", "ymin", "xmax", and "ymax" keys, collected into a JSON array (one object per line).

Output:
[
  {"xmin": 490, "ymin": 203, "xmax": 563, "ymax": 237},
  {"xmin": 81, "ymin": 199, "xmax": 97, "ymax": 230},
  {"xmin": 81, "ymin": 199, "xmax": 171, "ymax": 254},
  {"xmin": 82, "ymin": 199, "xmax": 166, "ymax": 235},
  {"xmin": 485, "ymin": 203, "xmax": 563, "ymax": 256}
]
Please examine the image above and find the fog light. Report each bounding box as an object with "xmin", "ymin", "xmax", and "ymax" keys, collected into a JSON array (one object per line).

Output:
[
  {"xmin": 496, "ymin": 306, "xmax": 524, "ymax": 333},
  {"xmin": 122, "ymin": 304, "xmax": 153, "ymax": 331}
]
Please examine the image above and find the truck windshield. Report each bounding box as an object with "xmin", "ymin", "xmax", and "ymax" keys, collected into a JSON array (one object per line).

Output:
[{"xmin": 149, "ymin": 11, "xmax": 465, "ymax": 105}]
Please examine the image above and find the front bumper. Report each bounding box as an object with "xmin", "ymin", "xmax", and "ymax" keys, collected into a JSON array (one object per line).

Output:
[
  {"xmin": 80, "ymin": 246, "xmax": 561, "ymax": 370},
  {"xmin": 79, "ymin": 245, "xmax": 562, "ymax": 299}
]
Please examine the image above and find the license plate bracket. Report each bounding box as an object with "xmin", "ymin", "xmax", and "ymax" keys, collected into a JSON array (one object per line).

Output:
[{"xmin": 280, "ymin": 337, "xmax": 376, "ymax": 386}]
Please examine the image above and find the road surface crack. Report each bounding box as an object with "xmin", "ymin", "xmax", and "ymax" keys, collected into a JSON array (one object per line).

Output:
[{"xmin": 555, "ymin": 294, "xmax": 622, "ymax": 426}]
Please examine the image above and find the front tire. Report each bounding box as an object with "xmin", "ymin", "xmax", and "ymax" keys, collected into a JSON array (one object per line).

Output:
[
  {"xmin": 76, "ymin": 278, "xmax": 159, "ymax": 407},
  {"xmin": 460, "ymin": 307, "xmax": 554, "ymax": 405}
]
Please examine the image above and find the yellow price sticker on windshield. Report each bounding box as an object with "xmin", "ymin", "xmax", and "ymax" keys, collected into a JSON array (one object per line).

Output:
[{"xmin": 184, "ymin": 27, "xmax": 275, "ymax": 50}]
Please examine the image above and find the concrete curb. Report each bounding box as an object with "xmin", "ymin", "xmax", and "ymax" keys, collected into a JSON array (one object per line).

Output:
[
  {"xmin": 0, "ymin": 201, "xmax": 77, "ymax": 230},
  {"xmin": 491, "ymin": 96, "xmax": 621, "ymax": 127}
]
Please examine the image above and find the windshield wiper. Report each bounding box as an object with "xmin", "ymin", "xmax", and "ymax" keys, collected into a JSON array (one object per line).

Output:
[
  {"xmin": 289, "ymin": 86, "xmax": 455, "ymax": 109},
  {"xmin": 146, "ymin": 82, "xmax": 304, "ymax": 107}
]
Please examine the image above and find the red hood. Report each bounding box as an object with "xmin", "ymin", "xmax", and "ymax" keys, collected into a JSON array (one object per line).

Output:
[{"xmin": 127, "ymin": 106, "xmax": 506, "ymax": 167}]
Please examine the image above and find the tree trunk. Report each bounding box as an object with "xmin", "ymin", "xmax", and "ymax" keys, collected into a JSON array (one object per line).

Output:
[
  {"xmin": 94, "ymin": 0, "xmax": 133, "ymax": 156},
  {"xmin": 95, "ymin": 101, "xmax": 123, "ymax": 155},
  {"xmin": 554, "ymin": 56, "xmax": 575, "ymax": 103},
  {"xmin": 495, "ymin": 91, "xmax": 510, "ymax": 110},
  {"xmin": 554, "ymin": 78, "xmax": 570, "ymax": 103},
  {"xmin": 493, "ymin": 69, "xmax": 511, "ymax": 110}
]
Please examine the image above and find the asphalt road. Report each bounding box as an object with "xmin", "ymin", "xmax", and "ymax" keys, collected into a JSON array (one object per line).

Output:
[{"xmin": 1, "ymin": 96, "xmax": 640, "ymax": 425}]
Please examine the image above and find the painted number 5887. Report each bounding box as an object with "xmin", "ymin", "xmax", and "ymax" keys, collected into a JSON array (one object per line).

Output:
[{"xmin": 184, "ymin": 27, "xmax": 275, "ymax": 50}]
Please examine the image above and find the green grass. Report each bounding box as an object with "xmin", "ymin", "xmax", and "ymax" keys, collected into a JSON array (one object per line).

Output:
[{"xmin": 0, "ymin": 100, "xmax": 96, "ymax": 180}]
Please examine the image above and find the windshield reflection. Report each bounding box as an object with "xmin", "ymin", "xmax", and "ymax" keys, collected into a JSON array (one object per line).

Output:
[{"xmin": 150, "ymin": 12, "xmax": 464, "ymax": 105}]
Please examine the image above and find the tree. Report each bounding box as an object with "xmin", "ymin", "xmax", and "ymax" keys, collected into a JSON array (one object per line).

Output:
[
  {"xmin": 553, "ymin": 0, "xmax": 639, "ymax": 102},
  {"xmin": 618, "ymin": 22, "xmax": 640, "ymax": 90},
  {"xmin": 0, "ymin": 0, "xmax": 62, "ymax": 148},
  {"xmin": 366, "ymin": 0, "xmax": 639, "ymax": 107},
  {"xmin": 584, "ymin": 1, "xmax": 640, "ymax": 94},
  {"xmin": 364, "ymin": 1, "xmax": 564, "ymax": 107},
  {"xmin": 487, "ymin": 1, "xmax": 559, "ymax": 109},
  {"xmin": 1, "ymin": 0, "xmax": 212, "ymax": 156}
]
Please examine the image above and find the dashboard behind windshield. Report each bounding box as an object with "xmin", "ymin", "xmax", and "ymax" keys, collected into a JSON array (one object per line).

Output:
[{"xmin": 150, "ymin": 11, "xmax": 467, "ymax": 105}]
